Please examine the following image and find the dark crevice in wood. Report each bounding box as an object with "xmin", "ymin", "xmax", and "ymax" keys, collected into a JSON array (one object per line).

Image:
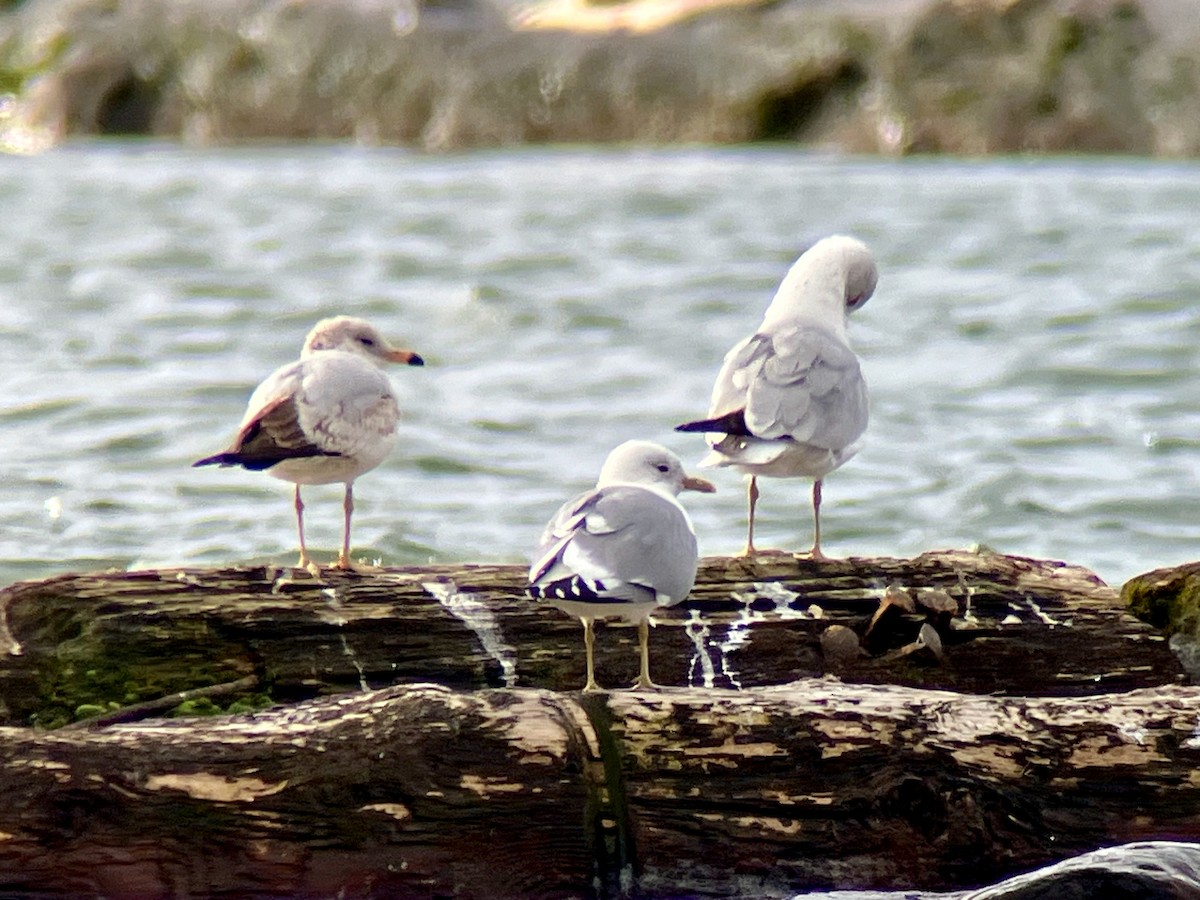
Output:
[{"xmin": 579, "ymin": 690, "xmax": 639, "ymax": 895}]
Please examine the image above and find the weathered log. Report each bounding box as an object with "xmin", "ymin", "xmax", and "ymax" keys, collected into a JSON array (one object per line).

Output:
[
  {"xmin": 0, "ymin": 551, "xmax": 1182, "ymax": 727},
  {"xmin": 0, "ymin": 681, "xmax": 1198, "ymax": 898}
]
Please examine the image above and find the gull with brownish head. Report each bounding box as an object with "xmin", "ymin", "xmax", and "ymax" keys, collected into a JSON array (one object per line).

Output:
[
  {"xmin": 194, "ymin": 315, "xmax": 424, "ymax": 573},
  {"xmin": 527, "ymin": 440, "xmax": 715, "ymax": 691},
  {"xmin": 676, "ymin": 235, "xmax": 877, "ymax": 559}
]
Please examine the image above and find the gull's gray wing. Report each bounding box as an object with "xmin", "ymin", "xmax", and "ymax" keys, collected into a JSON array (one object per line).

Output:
[
  {"xmin": 707, "ymin": 323, "xmax": 867, "ymax": 450},
  {"xmin": 528, "ymin": 485, "xmax": 699, "ymax": 607}
]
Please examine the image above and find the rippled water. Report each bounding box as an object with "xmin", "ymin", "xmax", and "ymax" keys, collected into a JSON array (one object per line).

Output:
[{"xmin": 2, "ymin": 143, "xmax": 1199, "ymax": 589}]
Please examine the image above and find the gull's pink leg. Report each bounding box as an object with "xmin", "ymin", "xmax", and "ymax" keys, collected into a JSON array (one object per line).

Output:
[
  {"xmin": 294, "ymin": 485, "xmax": 311, "ymax": 568},
  {"xmin": 739, "ymin": 476, "xmax": 759, "ymax": 557},
  {"xmin": 335, "ymin": 482, "xmax": 354, "ymax": 569},
  {"xmin": 804, "ymin": 479, "xmax": 826, "ymax": 560}
]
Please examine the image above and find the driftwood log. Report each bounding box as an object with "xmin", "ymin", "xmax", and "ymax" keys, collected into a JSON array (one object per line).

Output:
[
  {"xmin": 0, "ymin": 549, "xmax": 1193, "ymax": 898},
  {"xmin": 0, "ymin": 681, "xmax": 1198, "ymax": 897},
  {"xmin": 0, "ymin": 549, "xmax": 1182, "ymax": 728}
]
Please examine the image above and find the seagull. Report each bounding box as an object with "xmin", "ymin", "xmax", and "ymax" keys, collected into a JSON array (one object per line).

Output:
[
  {"xmin": 194, "ymin": 315, "xmax": 424, "ymax": 572},
  {"xmin": 675, "ymin": 235, "xmax": 877, "ymax": 559},
  {"xmin": 527, "ymin": 440, "xmax": 715, "ymax": 691}
]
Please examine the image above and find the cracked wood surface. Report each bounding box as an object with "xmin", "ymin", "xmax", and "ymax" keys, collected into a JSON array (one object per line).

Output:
[
  {"xmin": 0, "ymin": 550, "xmax": 1183, "ymax": 727},
  {"xmin": 0, "ymin": 682, "xmax": 1198, "ymax": 898}
]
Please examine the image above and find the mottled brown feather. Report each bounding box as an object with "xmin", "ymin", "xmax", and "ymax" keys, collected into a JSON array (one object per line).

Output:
[{"xmin": 193, "ymin": 396, "xmax": 338, "ymax": 471}]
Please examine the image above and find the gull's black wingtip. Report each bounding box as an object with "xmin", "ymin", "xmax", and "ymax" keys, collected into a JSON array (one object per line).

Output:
[
  {"xmin": 192, "ymin": 448, "xmax": 342, "ymax": 471},
  {"xmin": 674, "ymin": 409, "xmax": 751, "ymax": 436}
]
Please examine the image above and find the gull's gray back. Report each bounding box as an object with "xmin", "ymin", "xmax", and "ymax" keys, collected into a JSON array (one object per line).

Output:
[
  {"xmin": 530, "ymin": 484, "xmax": 700, "ymax": 607},
  {"xmin": 707, "ymin": 322, "xmax": 867, "ymax": 451}
]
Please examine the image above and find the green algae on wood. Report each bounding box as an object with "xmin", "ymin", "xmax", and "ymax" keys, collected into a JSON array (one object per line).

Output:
[{"xmin": 3, "ymin": 573, "xmax": 258, "ymax": 728}]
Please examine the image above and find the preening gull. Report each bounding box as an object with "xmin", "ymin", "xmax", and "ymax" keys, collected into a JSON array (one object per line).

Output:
[
  {"xmin": 194, "ymin": 315, "xmax": 424, "ymax": 572},
  {"xmin": 676, "ymin": 235, "xmax": 877, "ymax": 558},
  {"xmin": 527, "ymin": 440, "xmax": 715, "ymax": 691}
]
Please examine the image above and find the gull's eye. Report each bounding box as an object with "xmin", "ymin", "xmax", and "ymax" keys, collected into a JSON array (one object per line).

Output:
[
  {"xmin": 655, "ymin": 463, "xmax": 670, "ymax": 473},
  {"xmin": 359, "ymin": 336, "xmax": 376, "ymax": 347}
]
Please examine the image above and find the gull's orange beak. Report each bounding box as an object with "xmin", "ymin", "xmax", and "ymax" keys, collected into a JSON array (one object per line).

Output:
[
  {"xmin": 682, "ymin": 474, "xmax": 716, "ymax": 493},
  {"xmin": 385, "ymin": 348, "xmax": 425, "ymax": 366}
]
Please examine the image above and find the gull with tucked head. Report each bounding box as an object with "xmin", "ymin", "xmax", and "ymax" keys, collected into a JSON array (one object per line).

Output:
[
  {"xmin": 676, "ymin": 235, "xmax": 878, "ymax": 559},
  {"xmin": 527, "ymin": 440, "xmax": 715, "ymax": 691},
  {"xmin": 194, "ymin": 315, "xmax": 424, "ymax": 573}
]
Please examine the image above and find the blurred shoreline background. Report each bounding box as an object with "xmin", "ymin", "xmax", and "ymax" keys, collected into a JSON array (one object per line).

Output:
[{"xmin": 3, "ymin": 0, "xmax": 1200, "ymax": 155}]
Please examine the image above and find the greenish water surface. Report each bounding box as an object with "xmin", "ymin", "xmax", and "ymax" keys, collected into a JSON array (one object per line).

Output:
[{"xmin": 2, "ymin": 144, "xmax": 1198, "ymax": 589}]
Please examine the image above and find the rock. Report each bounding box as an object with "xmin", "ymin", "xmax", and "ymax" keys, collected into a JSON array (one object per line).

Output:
[
  {"xmin": 889, "ymin": 0, "xmax": 1158, "ymax": 154},
  {"xmin": 1123, "ymin": 560, "xmax": 1200, "ymax": 680},
  {"xmin": 795, "ymin": 840, "xmax": 1200, "ymax": 899},
  {"xmin": 966, "ymin": 840, "xmax": 1200, "ymax": 900},
  {"xmin": 1124, "ymin": 561, "xmax": 1200, "ymax": 634}
]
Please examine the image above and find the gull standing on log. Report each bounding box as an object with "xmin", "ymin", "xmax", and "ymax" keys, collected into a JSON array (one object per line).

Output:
[
  {"xmin": 675, "ymin": 235, "xmax": 877, "ymax": 558},
  {"xmin": 194, "ymin": 315, "xmax": 424, "ymax": 572},
  {"xmin": 527, "ymin": 440, "xmax": 715, "ymax": 691}
]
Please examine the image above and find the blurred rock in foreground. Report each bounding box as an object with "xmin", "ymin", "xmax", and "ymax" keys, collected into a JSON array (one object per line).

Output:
[{"xmin": 1, "ymin": 0, "xmax": 1199, "ymax": 153}]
